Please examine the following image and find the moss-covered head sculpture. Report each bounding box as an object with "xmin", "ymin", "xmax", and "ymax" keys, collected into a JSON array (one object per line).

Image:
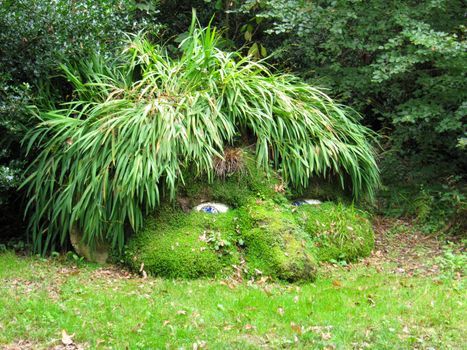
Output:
[
  {"xmin": 23, "ymin": 15, "xmax": 379, "ymax": 255},
  {"xmin": 126, "ymin": 151, "xmax": 374, "ymax": 282}
]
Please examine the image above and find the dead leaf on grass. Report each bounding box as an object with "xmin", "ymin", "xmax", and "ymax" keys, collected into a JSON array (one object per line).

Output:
[
  {"xmin": 192, "ymin": 340, "xmax": 207, "ymax": 349},
  {"xmin": 332, "ymin": 280, "xmax": 342, "ymax": 287},
  {"xmin": 62, "ymin": 330, "xmax": 75, "ymax": 346},
  {"xmin": 244, "ymin": 324, "xmax": 256, "ymax": 330},
  {"xmin": 290, "ymin": 322, "xmax": 302, "ymax": 335}
]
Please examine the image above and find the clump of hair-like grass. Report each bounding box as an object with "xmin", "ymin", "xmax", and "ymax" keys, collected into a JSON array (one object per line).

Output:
[{"xmin": 23, "ymin": 14, "xmax": 379, "ymax": 254}]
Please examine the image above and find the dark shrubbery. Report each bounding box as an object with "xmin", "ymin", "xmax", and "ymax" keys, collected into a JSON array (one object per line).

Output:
[
  {"xmin": 0, "ymin": 0, "xmax": 158, "ymax": 241},
  {"xmin": 233, "ymin": 0, "xmax": 466, "ymax": 183}
]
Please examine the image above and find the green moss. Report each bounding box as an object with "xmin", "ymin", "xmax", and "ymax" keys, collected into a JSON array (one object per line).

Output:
[
  {"xmin": 295, "ymin": 202, "xmax": 374, "ymax": 262},
  {"xmin": 289, "ymin": 177, "xmax": 353, "ymax": 203},
  {"xmin": 243, "ymin": 200, "xmax": 317, "ymax": 281},
  {"xmin": 125, "ymin": 206, "xmax": 241, "ymax": 278},
  {"xmin": 179, "ymin": 151, "xmax": 286, "ymax": 209},
  {"xmin": 123, "ymin": 152, "xmax": 376, "ymax": 281},
  {"xmin": 126, "ymin": 198, "xmax": 318, "ymax": 281}
]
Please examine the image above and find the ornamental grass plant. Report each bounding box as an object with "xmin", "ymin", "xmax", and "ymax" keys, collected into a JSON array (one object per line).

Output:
[{"xmin": 23, "ymin": 16, "xmax": 379, "ymax": 254}]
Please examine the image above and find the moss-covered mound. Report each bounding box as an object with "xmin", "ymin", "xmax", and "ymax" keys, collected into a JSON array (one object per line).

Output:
[
  {"xmin": 295, "ymin": 202, "xmax": 374, "ymax": 262},
  {"xmin": 125, "ymin": 206, "xmax": 240, "ymax": 278},
  {"xmin": 125, "ymin": 150, "xmax": 373, "ymax": 280},
  {"xmin": 243, "ymin": 200, "xmax": 317, "ymax": 281},
  {"xmin": 126, "ymin": 199, "xmax": 318, "ymax": 282},
  {"xmin": 125, "ymin": 150, "xmax": 317, "ymax": 281}
]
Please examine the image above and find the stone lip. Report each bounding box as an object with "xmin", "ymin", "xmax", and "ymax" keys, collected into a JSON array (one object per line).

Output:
[
  {"xmin": 193, "ymin": 202, "xmax": 229, "ymax": 214},
  {"xmin": 70, "ymin": 225, "xmax": 109, "ymax": 264},
  {"xmin": 292, "ymin": 199, "xmax": 322, "ymax": 206}
]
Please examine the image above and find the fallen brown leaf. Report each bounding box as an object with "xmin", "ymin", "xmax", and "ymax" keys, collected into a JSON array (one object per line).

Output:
[{"xmin": 61, "ymin": 330, "xmax": 74, "ymax": 346}]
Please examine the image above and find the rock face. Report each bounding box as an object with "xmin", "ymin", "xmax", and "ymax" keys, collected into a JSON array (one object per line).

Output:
[{"xmin": 70, "ymin": 225, "xmax": 109, "ymax": 264}]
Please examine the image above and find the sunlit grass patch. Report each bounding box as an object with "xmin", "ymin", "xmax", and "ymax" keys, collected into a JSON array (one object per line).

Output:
[{"xmin": 0, "ymin": 252, "xmax": 464, "ymax": 349}]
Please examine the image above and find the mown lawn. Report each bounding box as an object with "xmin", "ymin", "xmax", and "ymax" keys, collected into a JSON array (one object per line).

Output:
[{"xmin": 0, "ymin": 238, "xmax": 465, "ymax": 350}]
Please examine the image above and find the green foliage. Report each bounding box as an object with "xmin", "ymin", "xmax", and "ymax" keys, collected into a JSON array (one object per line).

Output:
[
  {"xmin": 234, "ymin": 0, "xmax": 466, "ymax": 183},
  {"xmin": 296, "ymin": 202, "xmax": 374, "ymax": 263},
  {"xmin": 376, "ymin": 178, "xmax": 466, "ymax": 235},
  {"xmin": 0, "ymin": 77, "xmax": 32, "ymax": 237},
  {"xmin": 0, "ymin": 160, "xmax": 22, "ymax": 206},
  {"xmin": 0, "ymin": 0, "xmax": 159, "ymax": 241},
  {"xmin": 436, "ymin": 242, "xmax": 467, "ymax": 279},
  {"xmin": 0, "ymin": 0, "xmax": 156, "ymax": 83},
  {"xmin": 0, "ymin": 0, "xmax": 155, "ymax": 147},
  {"xmin": 23, "ymin": 17, "xmax": 378, "ymax": 253}
]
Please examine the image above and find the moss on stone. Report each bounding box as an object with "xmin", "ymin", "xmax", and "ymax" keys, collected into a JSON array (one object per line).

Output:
[
  {"xmin": 242, "ymin": 200, "xmax": 317, "ymax": 281},
  {"xmin": 126, "ymin": 200, "xmax": 318, "ymax": 281},
  {"xmin": 295, "ymin": 202, "xmax": 374, "ymax": 262},
  {"xmin": 125, "ymin": 206, "xmax": 241, "ymax": 278},
  {"xmin": 125, "ymin": 151, "xmax": 372, "ymax": 280},
  {"xmin": 289, "ymin": 177, "xmax": 353, "ymax": 203}
]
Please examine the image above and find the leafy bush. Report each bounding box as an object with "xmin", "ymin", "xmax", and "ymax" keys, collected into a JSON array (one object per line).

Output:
[
  {"xmin": 0, "ymin": 0, "xmax": 156, "ymax": 83},
  {"xmin": 376, "ymin": 180, "xmax": 466, "ymax": 235},
  {"xmin": 0, "ymin": 0, "xmax": 155, "ymax": 146},
  {"xmin": 23, "ymin": 18, "xmax": 379, "ymax": 253},
  {"xmin": 0, "ymin": 77, "xmax": 32, "ymax": 239},
  {"xmin": 295, "ymin": 202, "xmax": 374, "ymax": 263},
  {"xmin": 233, "ymin": 0, "xmax": 466, "ymax": 184},
  {"xmin": 0, "ymin": 0, "xmax": 159, "ymax": 241},
  {"xmin": 436, "ymin": 242, "xmax": 467, "ymax": 279}
]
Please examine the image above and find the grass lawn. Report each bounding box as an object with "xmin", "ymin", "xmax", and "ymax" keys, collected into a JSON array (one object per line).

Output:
[{"xmin": 0, "ymin": 222, "xmax": 465, "ymax": 349}]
